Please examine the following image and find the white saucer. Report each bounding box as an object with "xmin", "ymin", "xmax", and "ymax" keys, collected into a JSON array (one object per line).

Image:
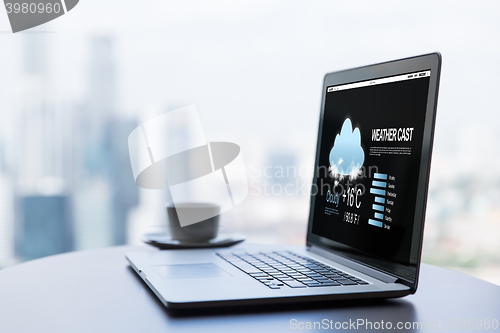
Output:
[{"xmin": 143, "ymin": 233, "xmax": 245, "ymax": 249}]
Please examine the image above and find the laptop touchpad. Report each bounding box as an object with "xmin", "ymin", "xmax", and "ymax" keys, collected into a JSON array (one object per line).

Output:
[{"xmin": 152, "ymin": 264, "xmax": 231, "ymax": 280}]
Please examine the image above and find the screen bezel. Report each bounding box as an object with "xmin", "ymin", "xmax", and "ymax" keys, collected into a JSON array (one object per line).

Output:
[{"xmin": 306, "ymin": 53, "xmax": 441, "ymax": 293}]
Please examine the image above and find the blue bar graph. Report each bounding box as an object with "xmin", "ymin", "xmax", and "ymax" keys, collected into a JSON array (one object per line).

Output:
[
  {"xmin": 368, "ymin": 219, "xmax": 383, "ymax": 227},
  {"xmin": 372, "ymin": 180, "xmax": 387, "ymax": 188},
  {"xmin": 370, "ymin": 188, "xmax": 386, "ymax": 196},
  {"xmin": 369, "ymin": 172, "xmax": 390, "ymax": 229}
]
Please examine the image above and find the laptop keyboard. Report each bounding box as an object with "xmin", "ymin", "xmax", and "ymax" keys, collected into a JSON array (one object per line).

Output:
[{"xmin": 217, "ymin": 251, "xmax": 369, "ymax": 290}]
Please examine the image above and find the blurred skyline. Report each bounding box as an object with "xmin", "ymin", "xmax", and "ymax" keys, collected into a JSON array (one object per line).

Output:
[{"xmin": 0, "ymin": 1, "xmax": 499, "ymax": 284}]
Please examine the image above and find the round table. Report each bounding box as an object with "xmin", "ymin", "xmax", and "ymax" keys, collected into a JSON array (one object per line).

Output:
[{"xmin": 0, "ymin": 245, "xmax": 499, "ymax": 332}]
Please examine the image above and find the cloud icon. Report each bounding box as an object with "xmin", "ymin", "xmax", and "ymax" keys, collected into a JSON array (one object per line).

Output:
[{"xmin": 329, "ymin": 118, "xmax": 365, "ymax": 179}]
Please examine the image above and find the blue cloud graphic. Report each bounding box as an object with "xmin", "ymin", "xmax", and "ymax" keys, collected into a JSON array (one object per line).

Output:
[{"xmin": 329, "ymin": 118, "xmax": 364, "ymax": 177}]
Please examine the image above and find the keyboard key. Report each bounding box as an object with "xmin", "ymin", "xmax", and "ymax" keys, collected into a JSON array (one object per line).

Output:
[
  {"xmin": 299, "ymin": 278, "xmax": 316, "ymax": 283},
  {"xmin": 260, "ymin": 259, "xmax": 275, "ymax": 263},
  {"xmin": 302, "ymin": 280, "xmax": 319, "ymax": 285},
  {"xmin": 314, "ymin": 276, "xmax": 330, "ymax": 281},
  {"xmin": 278, "ymin": 278, "xmax": 294, "ymax": 281},
  {"xmin": 262, "ymin": 279, "xmax": 280, "ymax": 284},
  {"xmin": 231, "ymin": 262, "xmax": 262, "ymax": 274},
  {"xmin": 305, "ymin": 273, "xmax": 322, "ymax": 277},
  {"xmin": 263, "ymin": 270, "xmax": 279, "ymax": 274},
  {"xmin": 336, "ymin": 279, "xmax": 357, "ymax": 285},
  {"xmin": 272, "ymin": 265, "xmax": 287, "ymax": 269},
  {"xmin": 324, "ymin": 274, "xmax": 341, "ymax": 278},
  {"xmin": 283, "ymin": 280, "xmax": 306, "ymax": 288},
  {"xmin": 270, "ymin": 274, "xmax": 287, "ymax": 279},
  {"xmin": 314, "ymin": 270, "xmax": 330, "ymax": 274},
  {"xmin": 318, "ymin": 282, "xmax": 341, "ymax": 286},
  {"xmin": 254, "ymin": 265, "xmax": 270, "ymax": 269},
  {"xmin": 250, "ymin": 273, "xmax": 269, "ymax": 278}
]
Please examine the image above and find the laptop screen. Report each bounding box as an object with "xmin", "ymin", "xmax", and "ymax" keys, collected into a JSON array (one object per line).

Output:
[{"xmin": 310, "ymin": 69, "xmax": 432, "ymax": 277}]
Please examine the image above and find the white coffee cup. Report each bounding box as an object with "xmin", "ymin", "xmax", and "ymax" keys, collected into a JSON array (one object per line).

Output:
[{"xmin": 166, "ymin": 203, "xmax": 220, "ymax": 243}]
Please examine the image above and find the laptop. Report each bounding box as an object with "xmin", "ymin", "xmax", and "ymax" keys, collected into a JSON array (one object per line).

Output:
[{"xmin": 126, "ymin": 53, "xmax": 441, "ymax": 309}]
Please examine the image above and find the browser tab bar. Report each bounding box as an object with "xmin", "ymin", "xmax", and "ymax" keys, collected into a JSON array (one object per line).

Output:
[{"xmin": 327, "ymin": 70, "xmax": 431, "ymax": 93}]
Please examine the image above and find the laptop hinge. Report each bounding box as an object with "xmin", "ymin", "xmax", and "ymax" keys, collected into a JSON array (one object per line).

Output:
[{"xmin": 308, "ymin": 245, "xmax": 399, "ymax": 283}]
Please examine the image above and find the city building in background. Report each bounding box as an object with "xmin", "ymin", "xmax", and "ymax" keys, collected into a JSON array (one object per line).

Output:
[
  {"xmin": 72, "ymin": 36, "xmax": 138, "ymax": 250},
  {"xmin": 0, "ymin": 173, "xmax": 15, "ymax": 268},
  {"xmin": 18, "ymin": 195, "xmax": 72, "ymax": 261},
  {"xmin": 106, "ymin": 119, "xmax": 139, "ymax": 244},
  {"xmin": 15, "ymin": 34, "xmax": 74, "ymax": 261}
]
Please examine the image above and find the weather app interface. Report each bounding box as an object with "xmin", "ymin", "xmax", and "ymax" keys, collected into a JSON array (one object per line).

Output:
[{"xmin": 312, "ymin": 71, "xmax": 431, "ymax": 265}]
